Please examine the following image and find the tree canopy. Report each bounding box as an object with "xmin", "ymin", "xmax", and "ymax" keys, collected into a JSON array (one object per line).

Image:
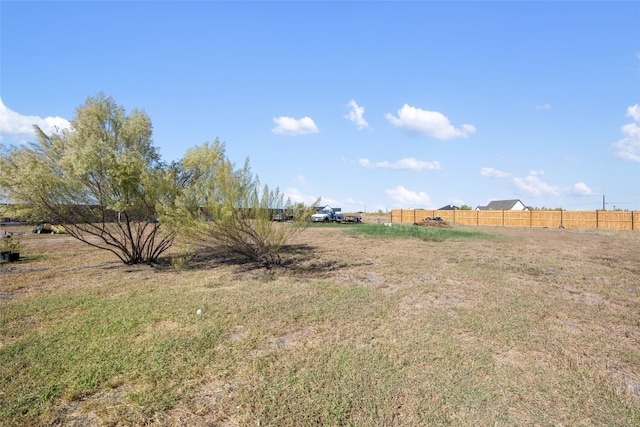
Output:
[
  {"xmin": 162, "ymin": 141, "xmax": 316, "ymax": 269},
  {"xmin": 0, "ymin": 93, "xmax": 175, "ymax": 264},
  {"xmin": 0, "ymin": 94, "xmax": 316, "ymax": 267}
]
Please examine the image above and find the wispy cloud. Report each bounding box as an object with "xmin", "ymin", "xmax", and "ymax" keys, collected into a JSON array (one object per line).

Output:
[
  {"xmin": 344, "ymin": 99, "xmax": 369, "ymax": 130},
  {"xmin": 513, "ymin": 170, "xmax": 595, "ymax": 197},
  {"xmin": 514, "ymin": 171, "xmax": 561, "ymax": 197},
  {"xmin": 272, "ymin": 116, "xmax": 319, "ymax": 136},
  {"xmin": 628, "ymin": 104, "xmax": 640, "ymax": 121},
  {"xmin": 385, "ymin": 104, "xmax": 475, "ymax": 140},
  {"xmin": 0, "ymin": 98, "xmax": 70, "ymax": 142},
  {"xmin": 535, "ymin": 103, "xmax": 552, "ymax": 110},
  {"xmin": 612, "ymin": 104, "xmax": 640, "ymax": 162},
  {"xmin": 384, "ymin": 185, "xmax": 431, "ymax": 207},
  {"xmin": 480, "ymin": 167, "xmax": 511, "ymax": 178},
  {"xmin": 359, "ymin": 157, "xmax": 440, "ymax": 171},
  {"xmin": 570, "ymin": 182, "xmax": 596, "ymax": 196},
  {"xmin": 282, "ymin": 187, "xmax": 318, "ymax": 205}
]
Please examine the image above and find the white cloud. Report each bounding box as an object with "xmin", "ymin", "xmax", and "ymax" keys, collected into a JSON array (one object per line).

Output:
[
  {"xmin": 513, "ymin": 170, "xmax": 595, "ymax": 198},
  {"xmin": 344, "ymin": 99, "xmax": 369, "ymax": 130},
  {"xmin": 272, "ymin": 116, "xmax": 319, "ymax": 136},
  {"xmin": 293, "ymin": 175, "xmax": 307, "ymax": 185},
  {"xmin": 480, "ymin": 167, "xmax": 511, "ymax": 178},
  {"xmin": 359, "ymin": 157, "xmax": 440, "ymax": 171},
  {"xmin": 612, "ymin": 104, "xmax": 640, "ymax": 162},
  {"xmin": 628, "ymin": 104, "xmax": 640, "ymax": 121},
  {"xmin": 513, "ymin": 171, "xmax": 561, "ymax": 197},
  {"xmin": 535, "ymin": 103, "xmax": 552, "ymax": 110},
  {"xmin": 385, "ymin": 104, "xmax": 476, "ymax": 140},
  {"xmin": 570, "ymin": 182, "xmax": 596, "ymax": 196},
  {"xmin": 282, "ymin": 187, "xmax": 318, "ymax": 205},
  {"xmin": 0, "ymin": 98, "xmax": 70, "ymax": 142},
  {"xmin": 384, "ymin": 185, "xmax": 431, "ymax": 207}
]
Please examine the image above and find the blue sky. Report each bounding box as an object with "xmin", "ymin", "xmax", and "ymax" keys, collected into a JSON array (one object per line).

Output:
[{"xmin": 1, "ymin": 1, "xmax": 639, "ymax": 212}]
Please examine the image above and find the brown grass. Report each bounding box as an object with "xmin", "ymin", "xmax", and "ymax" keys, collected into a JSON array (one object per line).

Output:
[{"xmin": 1, "ymin": 224, "xmax": 639, "ymax": 426}]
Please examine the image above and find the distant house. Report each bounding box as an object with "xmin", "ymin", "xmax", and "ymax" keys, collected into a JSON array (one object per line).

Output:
[
  {"xmin": 476, "ymin": 199, "xmax": 529, "ymax": 211},
  {"xmin": 438, "ymin": 204, "xmax": 459, "ymax": 210}
]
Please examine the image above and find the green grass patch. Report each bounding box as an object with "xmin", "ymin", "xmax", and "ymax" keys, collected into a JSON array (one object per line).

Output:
[
  {"xmin": 239, "ymin": 339, "xmax": 504, "ymax": 426},
  {"xmin": 345, "ymin": 223, "xmax": 492, "ymax": 241},
  {"xmin": 0, "ymin": 283, "xmax": 229, "ymax": 424}
]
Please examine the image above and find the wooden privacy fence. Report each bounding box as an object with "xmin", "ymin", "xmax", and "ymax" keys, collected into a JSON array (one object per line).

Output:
[{"xmin": 390, "ymin": 209, "xmax": 640, "ymax": 231}]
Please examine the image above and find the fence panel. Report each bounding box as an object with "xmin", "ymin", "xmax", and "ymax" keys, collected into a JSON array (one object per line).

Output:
[
  {"xmin": 390, "ymin": 209, "xmax": 638, "ymax": 231},
  {"xmin": 531, "ymin": 211, "xmax": 562, "ymax": 228},
  {"xmin": 596, "ymin": 211, "xmax": 634, "ymax": 231},
  {"xmin": 391, "ymin": 210, "xmax": 435, "ymax": 224},
  {"xmin": 453, "ymin": 210, "xmax": 479, "ymax": 226},
  {"xmin": 435, "ymin": 211, "xmax": 455, "ymax": 222},
  {"xmin": 503, "ymin": 211, "xmax": 531, "ymax": 227},
  {"xmin": 477, "ymin": 210, "xmax": 503, "ymax": 226},
  {"xmin": 561, "ymin": 211, "xmax": 597, "ymax": 229}
]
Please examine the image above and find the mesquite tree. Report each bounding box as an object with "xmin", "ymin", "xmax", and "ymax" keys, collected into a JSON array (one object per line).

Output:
[
  {"xmin": 0, "ymin": 94, "xmax": 175, "ymax": 264},
  {"xmin": 162, "ymin": 140, "xmax": 316, "ymax": 269}
]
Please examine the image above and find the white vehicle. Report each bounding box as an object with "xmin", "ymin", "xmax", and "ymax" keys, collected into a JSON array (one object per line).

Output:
[{"xmin": 311, "ymin": 206, "xmax": 344, "ymax": 223}]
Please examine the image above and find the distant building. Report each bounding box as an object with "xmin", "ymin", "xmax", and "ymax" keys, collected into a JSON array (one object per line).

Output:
[
  {"xmin": 476, "ymin": 199, "xmax": 529, "ymax": 211},
  {"xmin": 438, "ymin": 204, "xmax": 459, "ymax": 210}
]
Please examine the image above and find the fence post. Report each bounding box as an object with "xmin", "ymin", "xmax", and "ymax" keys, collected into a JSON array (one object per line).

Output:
[
  {"xmin": 596, "ymin": 210, "xmax": 599, "ymax": 229},
  {"xmin": 502, "ymin": 210, "xmax": 505, "ymax": 227}
]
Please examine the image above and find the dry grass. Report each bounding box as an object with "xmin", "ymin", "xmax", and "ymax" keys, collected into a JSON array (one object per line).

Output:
[{"xmin": 1, "ymin": 223, "xmax": 639, "ymax": 426}]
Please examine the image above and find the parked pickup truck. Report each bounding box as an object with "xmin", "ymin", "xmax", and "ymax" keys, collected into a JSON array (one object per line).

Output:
[{"xmin": 311, "ymin": 207, "xmax": 344, "ymax": 223}]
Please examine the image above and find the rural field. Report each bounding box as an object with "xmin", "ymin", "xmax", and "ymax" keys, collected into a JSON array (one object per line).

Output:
[{"xmin": 1, "ymin": 220, "xmax": 639, "ymax": 426}]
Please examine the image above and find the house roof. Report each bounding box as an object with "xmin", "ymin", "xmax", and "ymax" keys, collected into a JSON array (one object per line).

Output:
[
  {"xmin": 477, "ymin": 199, "xmax": 526, "ymax": 210},
  {"xmin": 438, "ymin": 204, "xmax": 459, "ymax": 210}
]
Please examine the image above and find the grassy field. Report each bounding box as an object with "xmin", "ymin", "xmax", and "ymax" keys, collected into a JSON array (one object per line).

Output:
[{"xmin": 1, "ymin": 222, "xmax": 639, "ymax": 426}]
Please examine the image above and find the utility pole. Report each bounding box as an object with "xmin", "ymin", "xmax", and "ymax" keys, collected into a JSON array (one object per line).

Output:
[{"xmin": 603, "ymin": 195, "xmax": 605, "ymax": 210}]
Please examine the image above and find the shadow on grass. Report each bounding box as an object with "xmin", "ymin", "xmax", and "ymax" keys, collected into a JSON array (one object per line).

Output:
[
  {"xmin": 83, "ymin": 242, "xmax": 351, "ymax": 279},
  {"xmin": 279, "ymin": 243, "xmax": 351, "ymax": 277},
  {"xmin": 154, "ymin": 244, "xmax": 356, "ymax": 278},
  {"xmin": 149, "ymin": 243, "xmax": 346, "ymax": 277}
]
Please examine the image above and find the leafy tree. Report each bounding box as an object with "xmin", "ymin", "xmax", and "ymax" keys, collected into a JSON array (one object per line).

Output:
[
  {"xmin": 162, "ymin": 141, "xmax": 316, "ymax": 269},
  {"xmin": 0, "ymin": 94, "xmax": 175, "ymax": 264},
  {"xmin": 459, "ymin": 204, "xmax": 472, "ymax": 210}
]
